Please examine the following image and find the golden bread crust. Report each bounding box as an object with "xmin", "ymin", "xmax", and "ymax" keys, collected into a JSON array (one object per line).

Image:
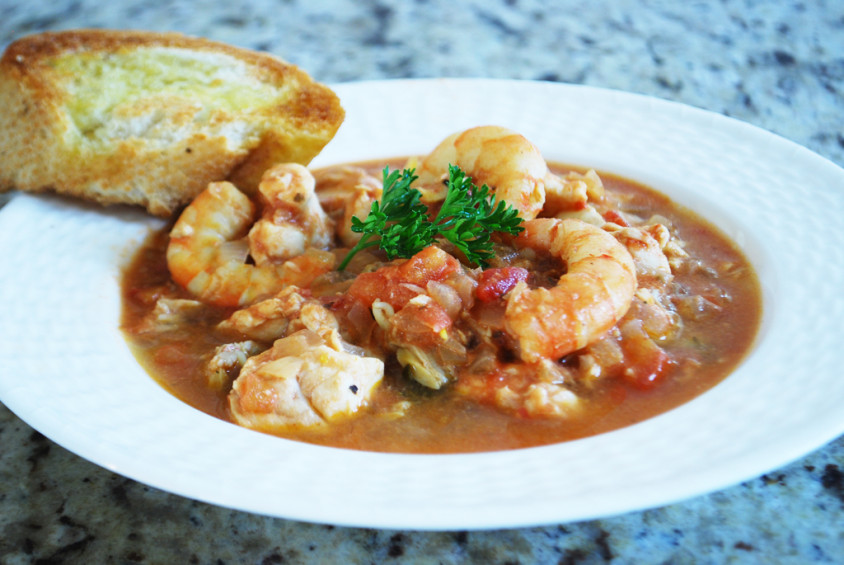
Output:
[{"xmin": 0, "ymin": 29, "xmax": 344, "ymax": 216}]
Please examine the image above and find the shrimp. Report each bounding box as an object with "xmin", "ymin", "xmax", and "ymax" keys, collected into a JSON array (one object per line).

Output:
[
  {"xmin": 337, "ymin": 183, "xmax": 382, "ymax": 246},
  {"xmin": 504, "ymin": 218, "xmax": 638, "ymax": 362},
  {"xmin": 544, "ymin": 169, "xmax": 603, "ymax": 216},
  {"xmin": 313, "ymin": 166, "xmax": 382, "ymax": 246},
  {"xmin": 606, "ymin": 224, "xmax": 673, "ymax": 287},
  {"xmin": 218, "ymin": 285, "xmax": 340, "ymax": 344},
  {"xmin": 415, "ymin": 125, "xmax": 576, "ymax": 220},
  {"xmin": 247, "ymin": 163, "xmax": 334, "ymax": 265},
  {"xmin": 166, "ymin": 179, "xmax": 335, "ymax": 308},
  {"xmin": 456, "ymin": 357, "xmax": 581, "ymax": 417},
  {"xmin": 229, "ymin": 329, "xmax": 384, "ymax": 430}
]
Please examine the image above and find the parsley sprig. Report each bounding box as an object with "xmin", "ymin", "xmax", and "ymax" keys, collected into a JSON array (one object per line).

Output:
[{"xmin": 337, "ymin": 164, "xmax": 524, "ymax": 270}]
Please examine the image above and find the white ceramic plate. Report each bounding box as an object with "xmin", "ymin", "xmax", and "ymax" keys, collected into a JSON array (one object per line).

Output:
[{"xmin": 1, "ymin": 79, "xmax": 843, "ymax": 530}]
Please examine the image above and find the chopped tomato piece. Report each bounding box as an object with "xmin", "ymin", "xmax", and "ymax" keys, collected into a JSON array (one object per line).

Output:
[
  {"xmin": 624, "ymin": 348, "xmax": 670, "ymax": 389},
  {"xmin": 475, "ymin": 267, "xmax": 529, "ymax": 303},
  {"xmin": 347, "ymin": 246, "xmax": 460, "ymax": 309},
  {"xmin": 389, "ymin": 301, "xmax": 453, "ymax": 348}
]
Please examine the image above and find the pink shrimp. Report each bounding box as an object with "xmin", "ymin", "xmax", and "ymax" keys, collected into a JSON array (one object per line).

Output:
[{"xmin": 504, "ymin": 218, "xmax": 638, "ymax": 362}]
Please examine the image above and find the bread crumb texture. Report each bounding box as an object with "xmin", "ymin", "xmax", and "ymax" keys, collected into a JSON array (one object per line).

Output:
[{"xmin": 0, "ymin": 29, "xmax": 344, "ymax": 216}]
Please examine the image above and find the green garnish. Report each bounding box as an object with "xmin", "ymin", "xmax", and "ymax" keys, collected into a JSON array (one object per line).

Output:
[
  {"xmin": 337, "ymin": 164, "xmax": 524, "ymax": 270},
  {"xmin": 434, "ymin": 164, "xmax": 525, "ymax": 267}
]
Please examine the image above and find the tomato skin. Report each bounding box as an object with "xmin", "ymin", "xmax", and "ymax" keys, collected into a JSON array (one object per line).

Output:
[{"xmin": 475, "ymin": 267, "xmax": 529, "ymax": 303}]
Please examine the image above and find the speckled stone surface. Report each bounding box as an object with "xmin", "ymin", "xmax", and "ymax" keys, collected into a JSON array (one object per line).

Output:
[{"xmin": 1, "ymin": 0, "xmax": 843, "ymax": 563}]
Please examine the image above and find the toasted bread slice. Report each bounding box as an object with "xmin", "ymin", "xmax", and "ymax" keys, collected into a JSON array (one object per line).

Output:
[{"xmin": 0, "ymin": 29, "xmax": 344, "ymax": 216}]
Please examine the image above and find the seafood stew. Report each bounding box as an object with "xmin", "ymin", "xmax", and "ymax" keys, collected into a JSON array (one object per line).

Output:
[{"xmin": 121, "ymin": 126, "xmax": 762, "ymax": 453}]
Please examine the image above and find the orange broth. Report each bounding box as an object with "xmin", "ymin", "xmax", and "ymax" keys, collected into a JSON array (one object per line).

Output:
[{"xmin": 121, "ymin": 162, "xmax": 762, "ymax": 453}]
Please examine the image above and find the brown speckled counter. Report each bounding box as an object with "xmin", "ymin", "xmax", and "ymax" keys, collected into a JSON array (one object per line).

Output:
[{"xmin": 1, "ymin": 1, "xmax": 843, "ymax": 562}]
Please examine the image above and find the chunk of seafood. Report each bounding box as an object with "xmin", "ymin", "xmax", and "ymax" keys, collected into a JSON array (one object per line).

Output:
[
  {"xmin": 520, "ymin": 382, "xmax": 580, "ymax": 417},
  {"xmin": 132, "ymin": 298, "xmax": 206, "ymax": 334},
  {"xmin": 205, "ymin": 340, "xmax": 263, "ymax": 390},
  {"xmin": 607, "ymin": 224, "xmax": 673, "ymax": 286},
  {"xmin": 458, "ymin": 359, "xmax": 581, "ymax": 418},
  {"xmin": 396, "ymin": 346, "xmax": 451, "ymax": 390},
  {"xmin": 505, "ymin": 218, "xmax": 638, "ymax": 362},
  {"xmin": 247, "ymin": 163, "xmax": 334, "ymax": 264},
  {"xmin": 166, "ymin": 180, "xmax": 335, "ymax": 307},
  {"xmin": 544, "ymin": 169, "xmax": 604, "ymax": 215},
  {"xmin": 229, "ymin": 330, "xmax": 384, "ymax": 430},
  {"xmin": 415, "ymin": 125, "xmax": 561, "ymax": 219},
  {"xmin": 312, "ymin": 165, "xmax": 383, "ymax": 247},
  {"xmin": 218, "ymin": 285, "xmax": 310, "ymax": 342}
]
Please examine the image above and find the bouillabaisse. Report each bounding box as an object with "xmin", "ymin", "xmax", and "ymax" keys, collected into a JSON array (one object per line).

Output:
[{"xmin": 121, "ymin": 126, "xmax": 761, "ymax": 453}]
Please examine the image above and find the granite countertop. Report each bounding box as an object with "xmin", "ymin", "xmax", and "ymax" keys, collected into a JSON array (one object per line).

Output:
[{"xmin": 1, "ymin": 1, "xmax": 843, "ymax": 562}]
